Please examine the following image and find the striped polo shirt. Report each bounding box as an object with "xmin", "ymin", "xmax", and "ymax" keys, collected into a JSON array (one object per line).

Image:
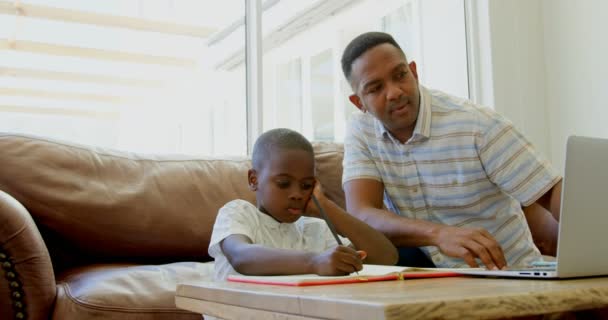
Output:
[{"xmin": 343, "ymin": 86, "xmax": 561, "ymax": 268}]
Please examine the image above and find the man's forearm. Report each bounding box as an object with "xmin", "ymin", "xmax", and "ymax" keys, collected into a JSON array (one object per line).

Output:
[
  {"xmin": 354, "ymin": 207, "xmax": 442, "ymax": 247},
  {"xmin": 537, "ymin": 179, "xmax": 562, "ymax": 221},
  {"xmin": 522, "ymin": 203, "xmax": 558, "ymax": 256},
  {"xmin": 351, "ymin": 206, "xmax": 508, "ymax": 269}
]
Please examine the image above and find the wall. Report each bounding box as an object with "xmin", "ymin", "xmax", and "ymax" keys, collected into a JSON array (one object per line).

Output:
[
  {"xmin": 486, "ymin": 0, "xmax": 550, "ymax": 160},
  {"xmin": 484, "ymin": 0, "xmax": 608, "ymax": 173},
  {"xmin": 542, "ymin": 0, "xmax": 608, "ymax": 172}
]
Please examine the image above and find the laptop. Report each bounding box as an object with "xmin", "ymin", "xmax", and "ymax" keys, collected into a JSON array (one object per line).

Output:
[{"xmin": 456, "ymin": 135, "xmax": 608, "ymax": 279}]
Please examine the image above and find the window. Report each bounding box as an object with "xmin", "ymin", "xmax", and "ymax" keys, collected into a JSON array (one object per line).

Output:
[
  {"xmin": 310, "ymin": 49, "xmax": 334, "ymax": 141},
  {"xmin": 260, "ymin": 0, "xmax": 469, "ymax": 143},
  {"xmin": 274, "ymin": 58, "xmax": 302, "ymax": 132},
  {"xmin": 0, "ymin": 0, "xmax": 247, "ymax": 155},
  {"xmin": 2, "ymin": 0, "xmax": 469, "ymax": 155}
]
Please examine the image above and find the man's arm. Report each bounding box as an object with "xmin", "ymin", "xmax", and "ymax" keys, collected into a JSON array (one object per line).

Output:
[
  {"xmin": 522, "ymin": 179, "xmax": 562, "ymax": 256},
  {"xmin": 536, "ymin": 179, "xmax": 562, "ymax": 221},
  {"xmin": 344, "ymin": 178, "xmax": 507, "ymax": 269}
]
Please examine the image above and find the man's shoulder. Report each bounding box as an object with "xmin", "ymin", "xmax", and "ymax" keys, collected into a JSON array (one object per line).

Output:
[
  {"xmin": 347, "ymin": 112, "xmax": 379, "ymax": 138},
  {"xmin": 428, "ymin": 88, "xmax": 478, "ymax": 113},
  {"xmin": 349, "ymin": 111, "xmax": 376, "ymax": 126},
  {"xmin": 427, "ymin": 88, "xmax": 505, "ymax": 126}
]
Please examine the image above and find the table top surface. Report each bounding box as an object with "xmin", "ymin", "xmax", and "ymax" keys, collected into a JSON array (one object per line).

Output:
[{"xmin": 176, "ymin": 275, "xmax": 608, "ymax": 319}]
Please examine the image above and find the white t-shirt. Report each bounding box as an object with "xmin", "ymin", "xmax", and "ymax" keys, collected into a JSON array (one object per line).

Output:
[{"xmin": 208, "ymin": 199, "xmax": 351, "ymax": 281}]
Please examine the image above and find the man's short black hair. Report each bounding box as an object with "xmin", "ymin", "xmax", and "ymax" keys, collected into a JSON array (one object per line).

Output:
[
  {"xmin": 251, "ymin": 128, "xmax": 314, "ymax": 170},
  {"xmin": 341, "ymin": 31, "xmax": 404, "ymax": 82}
]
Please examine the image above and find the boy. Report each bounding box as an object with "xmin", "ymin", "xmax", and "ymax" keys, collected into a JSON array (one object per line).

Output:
[{"xmin": 209, "ymin": 128, "xmax": 398, "ymax": 282}]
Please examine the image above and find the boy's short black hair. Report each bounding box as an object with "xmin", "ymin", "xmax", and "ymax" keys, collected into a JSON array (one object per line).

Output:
[
  {"xmin": 341, "ymin": 31, "xmax": 404, "ymax": 82},
  {"xmin": 252, "ymin": 128, "xmax": 314, "ymax": 170}
]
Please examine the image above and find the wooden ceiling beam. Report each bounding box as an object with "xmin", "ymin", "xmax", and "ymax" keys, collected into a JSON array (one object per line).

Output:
[
  {"xmin": 0, "ymin": 1, "xmax": 216, "ymax": 38},
  {"xmin": 0, "ymin": 87, "xmax": 131, "ymax": 104},
  {"xmin": 0, "ymin": 66, "xmax": 163, "ymax": 87},
  {"xmin": 0, "ymin": 38, "xmax": 196, "ymax": 67},
  {"xmin": 0, "ymin": 104, "xmax": 119, "ymax": 120}
]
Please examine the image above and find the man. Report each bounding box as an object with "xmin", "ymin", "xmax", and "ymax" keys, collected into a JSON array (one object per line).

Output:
[{"xmin": 341, "ymin": 31, "xmax": 562, "ymax": 269}]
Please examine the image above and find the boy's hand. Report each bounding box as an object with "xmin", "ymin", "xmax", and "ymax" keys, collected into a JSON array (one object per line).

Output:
[
  {"xmin": 304, "ymin": 181, "xmax": 327, "ymax": 218},
  {"xmin": 311, "ymin": 245, "xmax": 363, "ymax": 276}
]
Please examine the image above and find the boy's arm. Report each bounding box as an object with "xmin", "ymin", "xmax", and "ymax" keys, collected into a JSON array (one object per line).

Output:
[
  {"xmin": 344, "ymin": 178, "xmax": 506, "ymax": 269},
  {"xmin": 220, "ymin": 234, "xmax": 363, "ymax": 276},
  {"xmin": 308, "ymin": 182, "xmax": 398, "ymax": 266}
]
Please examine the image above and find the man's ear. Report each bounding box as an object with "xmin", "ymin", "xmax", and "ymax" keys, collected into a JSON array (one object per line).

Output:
[
  {"xmin": 409, "ymin": 61, "xmax": 419, "ymax": 80},
  {"xmin": 247, "ymin": 169, "xmax": 258, "ymax": 191},
  {"xmin": 349, "ymin": 94, "xmax": 366, "ymax": 113}
]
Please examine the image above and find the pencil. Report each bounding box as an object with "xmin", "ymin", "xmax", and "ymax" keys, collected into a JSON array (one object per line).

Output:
[
  {"xmin": 311, "ymin": 194, "xmax": 342, "ymax": 245},
  {"xmin": 311, "ymin": 194, "xmax": 359, "ymax": 275}
]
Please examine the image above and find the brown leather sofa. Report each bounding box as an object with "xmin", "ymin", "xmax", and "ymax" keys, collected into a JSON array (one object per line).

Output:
[
  {"xmin": 1, "ymin": 132, "xmax": 567, "ymax": 320},
  {"xmin": 0, "ymin": 133, "xmax": 347, "ymax": 320}
]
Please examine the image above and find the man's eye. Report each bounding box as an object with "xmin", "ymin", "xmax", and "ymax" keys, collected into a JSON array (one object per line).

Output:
[{"xmin": 395, "ymin": 71, "xmax": 407, "ymax": 80}]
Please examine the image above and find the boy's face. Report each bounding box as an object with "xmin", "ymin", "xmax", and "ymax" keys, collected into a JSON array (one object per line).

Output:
[{"xmin": 248, "ymin": 148, "xmax": 315, "ymax": 223}]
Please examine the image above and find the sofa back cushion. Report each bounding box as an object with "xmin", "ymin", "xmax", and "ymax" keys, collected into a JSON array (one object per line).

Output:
[{"xmin": 0, "ymin": 134, "xmax": 345, "ymax": 271}]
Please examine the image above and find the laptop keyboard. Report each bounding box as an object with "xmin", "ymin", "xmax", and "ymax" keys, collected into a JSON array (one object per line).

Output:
[{"xmin": 506, "ymin": 261, "xmax": 557, "ymax": 271}]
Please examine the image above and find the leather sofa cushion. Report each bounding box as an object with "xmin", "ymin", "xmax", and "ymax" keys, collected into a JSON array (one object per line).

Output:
[
  {"xmin": 0, "ymin": 134, "xmax": 345, "ymax": 270},
  {"xmin": 53, "ymin": 262, "xmax": 213, "ymax": 320},
  {"xmin": 0, "ymin": 134, "xmax": 255, "ymax": 265}
]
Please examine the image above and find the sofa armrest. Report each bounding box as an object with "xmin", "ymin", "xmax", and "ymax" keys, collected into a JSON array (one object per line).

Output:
[{"xmin": 0, "ymin": 190, "xmax": 56, "ymax": 320}]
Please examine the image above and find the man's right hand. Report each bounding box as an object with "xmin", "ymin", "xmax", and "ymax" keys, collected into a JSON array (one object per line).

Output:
[{"xmin": 434, "ymin": 225, "xmax": 507, "ymax": 270}]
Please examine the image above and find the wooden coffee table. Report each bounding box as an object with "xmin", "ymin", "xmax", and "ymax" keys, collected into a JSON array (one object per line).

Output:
[{"xmin": 176, "ymin": 276, "xmax": 608, "ymax": 319}]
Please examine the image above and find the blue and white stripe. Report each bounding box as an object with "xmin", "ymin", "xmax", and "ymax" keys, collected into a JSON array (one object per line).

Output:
[{"xmin": 343, "ymin": 86, "xmax": 561, "ymax": 267}]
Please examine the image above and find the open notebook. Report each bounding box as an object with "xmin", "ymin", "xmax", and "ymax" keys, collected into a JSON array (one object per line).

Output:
[{"xmin": 227, "ymin": 264, "xmax": 464, "ymax": 286}]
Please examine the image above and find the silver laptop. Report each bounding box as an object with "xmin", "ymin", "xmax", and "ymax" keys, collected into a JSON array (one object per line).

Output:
[{"xmin": 457, "ymin": 135, "xmax": 608, "ymax": 279}]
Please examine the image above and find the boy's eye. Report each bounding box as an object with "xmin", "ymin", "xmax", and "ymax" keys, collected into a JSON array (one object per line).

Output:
[
  {"xmin": 301, "ymin": 183, "xmax": 314, "ymax": 190},
  {"xmin": 276, "ymin": 181, "xmax": 290, "ymax": 188}
]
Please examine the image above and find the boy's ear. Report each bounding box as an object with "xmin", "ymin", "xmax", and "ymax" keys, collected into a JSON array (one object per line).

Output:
[{"xmin": 247, "ymin": 169, "xmax": 258, "ymax": 191}]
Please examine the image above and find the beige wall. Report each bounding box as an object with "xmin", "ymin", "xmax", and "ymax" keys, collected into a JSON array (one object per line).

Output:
[
  {"xmin": 486, "ymin": 0, "xmax": 550, "ymax": 161},
  {"xmin": 542, "ymin": 0, "xmax": 608, "ymax": 172},
  {"xmin": 483, "ymin": 0, "xmax": 607, "ymax": 173}
]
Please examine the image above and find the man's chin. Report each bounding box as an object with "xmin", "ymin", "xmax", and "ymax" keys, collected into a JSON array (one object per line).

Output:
[{"xmin": 389, "ymin": 114, "xmax": 414, "ymax": 126}]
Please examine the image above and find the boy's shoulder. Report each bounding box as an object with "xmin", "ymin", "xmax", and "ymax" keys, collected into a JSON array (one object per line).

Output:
[
  {"xmin": 221, "ymin": 199, "xmax": 256, "ymax": 210},
  {"xmin": 218, "ymin": 199, "xmax": 259, "ymax": 219}
]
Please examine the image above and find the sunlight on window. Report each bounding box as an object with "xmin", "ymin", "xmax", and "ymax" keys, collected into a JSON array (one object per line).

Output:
[
  {"xmin": 1, "ymin": 0, "xmax": 468, "ymax": 155},
  {"xmin": 259, "ymin": 0, "xmax": 468, "ymax": 143},
  {"xmin": 0, "ymin": 0, "xmax": 246, "ymax": 156}
]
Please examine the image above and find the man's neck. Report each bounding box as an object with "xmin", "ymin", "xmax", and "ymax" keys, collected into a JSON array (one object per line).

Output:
[{"xmin": 389, "ymin": 127, "xmax": 415, "ymax": 144}]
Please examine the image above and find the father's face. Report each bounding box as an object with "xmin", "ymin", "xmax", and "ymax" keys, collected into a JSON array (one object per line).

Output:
[{"xmin": 348, "ymin": 43, "xmax": 420, "ymax": 141}]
